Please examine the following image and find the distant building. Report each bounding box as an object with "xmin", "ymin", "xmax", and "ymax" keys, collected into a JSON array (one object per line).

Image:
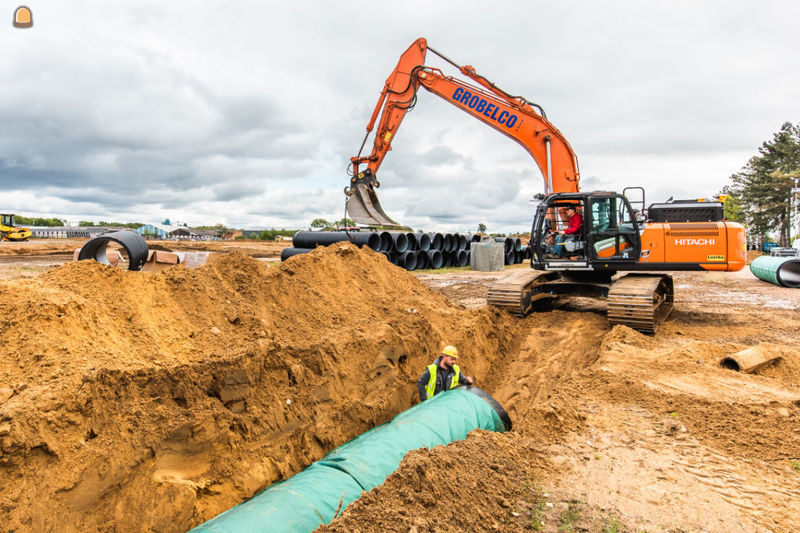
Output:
[
  {"xmin": 170, "ymin": 228, "xmax": 220, "ymax": 241},
  {"xmin": 29, "ymin": 226, "xmax": 123, "ymax": 239},
  {"xmin": 135, "ymin": 224, "xmax": 173, "ymax": 238}
]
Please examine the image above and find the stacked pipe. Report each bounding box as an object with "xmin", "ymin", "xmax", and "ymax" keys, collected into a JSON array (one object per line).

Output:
[
  {"xmin": 283, "ymin": 231, "xmax": 529, "ymax": 271},
  {"xmin": 494, "ymin": 237, "xmax": 530, "ymax": 265}
]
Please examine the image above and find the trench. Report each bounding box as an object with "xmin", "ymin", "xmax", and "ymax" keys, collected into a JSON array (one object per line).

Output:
[{"xmin": 0, "ymin": 247, "xmax": 612, "ymax": 533}]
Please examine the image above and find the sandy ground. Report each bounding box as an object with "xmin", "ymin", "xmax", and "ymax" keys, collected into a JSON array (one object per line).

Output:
[{"xmin": 1, "ymin": 241, "xmax": 798, "ymax": 532}]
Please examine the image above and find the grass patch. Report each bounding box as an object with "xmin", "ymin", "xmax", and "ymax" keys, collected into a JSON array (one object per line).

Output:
[
  {"xmin": 602, "ymin": 515, "xmax": 625, "ymax": 533},
  {"xmin": 413, "ymin": 266, "xmax": 470, "ymax": 274},
  {"xmin": 522, "ymin": 477, "xmax": 546, "ymax": 531},
  {"xmin": 558, "ymin": 499, "xmax": 582, "ymax": 531},
  {"xmin": 791, "ymin": 459, "xmax": 800, "ymax": 471}
]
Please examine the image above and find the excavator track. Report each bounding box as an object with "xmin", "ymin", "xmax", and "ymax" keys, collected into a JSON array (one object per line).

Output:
[
  {"xmin": 606, "ymin": 274, "xmax": 674, "ymax": 334},
  {"xmin": 486, "ymin": 270, "xmax": 559, "ymax": 316}
]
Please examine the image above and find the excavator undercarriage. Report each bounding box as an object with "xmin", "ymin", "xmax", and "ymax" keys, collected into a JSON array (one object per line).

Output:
[{"xmin": 487, "ymin": 270, "xmax": 674, "ymax": 334}]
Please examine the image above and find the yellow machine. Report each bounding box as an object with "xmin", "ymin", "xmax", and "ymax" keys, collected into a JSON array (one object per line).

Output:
[{"xmin": 1, "ymin": 214, "xmax": 32, "ymax": 241}]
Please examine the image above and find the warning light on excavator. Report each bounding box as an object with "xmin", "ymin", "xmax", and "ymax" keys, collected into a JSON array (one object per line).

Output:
[{"xmin": 13, "ymin": 6, "xmax": 33, "ymax": 28}]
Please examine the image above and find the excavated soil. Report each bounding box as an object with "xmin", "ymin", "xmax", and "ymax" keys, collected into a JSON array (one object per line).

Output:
[{"xmin": 1, "ymin": 241, "xmax": 799, "ymax": 532}]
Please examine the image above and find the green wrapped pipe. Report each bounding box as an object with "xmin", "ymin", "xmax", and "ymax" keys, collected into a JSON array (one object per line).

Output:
[
  {"xmin": 190, "ymin": 386, "xmax": 511, "ymax": 533},
  {"xmin": 750, "ymin": 256, "xmax": 800, "ymax": 288}
]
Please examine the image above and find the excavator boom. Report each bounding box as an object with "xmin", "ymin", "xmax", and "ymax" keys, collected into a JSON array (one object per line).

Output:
[{"xmin": 346, "ymin": 38, "xmax": 580, "ymax": 226}]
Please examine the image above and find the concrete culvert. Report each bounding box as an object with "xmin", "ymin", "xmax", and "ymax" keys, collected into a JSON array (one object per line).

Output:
[
  {"xmin": 720, "ymin": 345, "xmax": 783, "ymax": 373},
  {"xmin": 77, "ymin": 230, "xmax": 148, "ymax": 271}
]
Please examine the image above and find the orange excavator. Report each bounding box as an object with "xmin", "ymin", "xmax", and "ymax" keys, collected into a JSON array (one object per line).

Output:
[{"xmin": 346, "ymin": 38, "xmax": 746, "ymax": 332}]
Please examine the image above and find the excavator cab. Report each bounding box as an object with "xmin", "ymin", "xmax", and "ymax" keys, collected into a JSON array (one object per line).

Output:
[{"xmin": 531, "ymin": 192, "xmax": 641, "ymax": 270}]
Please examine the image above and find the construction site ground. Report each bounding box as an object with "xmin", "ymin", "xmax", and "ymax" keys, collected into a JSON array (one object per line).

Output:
[{"xmin": 1, "ymin": 240, "xmax": 798, "ymax": 532}]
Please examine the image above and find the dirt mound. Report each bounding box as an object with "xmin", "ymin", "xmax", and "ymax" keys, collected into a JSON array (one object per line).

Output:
[
  {"xmin": 324, "ymin": 271, "xmax": 800, "ymax": 533},
  {"xmin": 320, "ymin": 430, "xmax": 549, "ymax": 533},
  {"xmin": 0, "ymin": 243, "xmax": 519, "ymax": 532}
]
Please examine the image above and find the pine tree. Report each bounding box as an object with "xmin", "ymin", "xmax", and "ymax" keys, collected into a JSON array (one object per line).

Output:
[{"xmin": 729, "ymin": 122, "xmax": 800, "ymax": 245}]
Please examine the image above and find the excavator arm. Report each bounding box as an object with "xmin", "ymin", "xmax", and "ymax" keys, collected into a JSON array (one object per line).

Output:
[{"xmin": 346, "ymin": 37, "xmax": 580, "ymax": 226}]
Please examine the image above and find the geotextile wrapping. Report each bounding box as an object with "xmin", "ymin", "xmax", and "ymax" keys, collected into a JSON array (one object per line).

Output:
[
  {"xmin": 191, "ymin": 387, "xmax": 510, "ymax": 533},
  {"xmin": 750, "ymin": 255, "xmax": 800, "ymax": 288}
]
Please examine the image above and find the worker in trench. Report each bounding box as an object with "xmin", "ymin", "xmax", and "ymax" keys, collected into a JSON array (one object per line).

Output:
[{"xmin": 417, "ymin": 345, "xmax": 474, "ymax": 402}]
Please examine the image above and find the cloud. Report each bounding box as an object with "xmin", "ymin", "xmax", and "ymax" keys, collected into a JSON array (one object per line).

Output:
[{"xmin": 1, "ymin": 1, "xmax": 798, "ymax": 233}]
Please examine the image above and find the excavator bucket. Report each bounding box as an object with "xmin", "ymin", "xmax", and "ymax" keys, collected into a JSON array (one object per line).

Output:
[{"xmin": 346, "ymin": 183, "xmax": 400, "ymax": 227}]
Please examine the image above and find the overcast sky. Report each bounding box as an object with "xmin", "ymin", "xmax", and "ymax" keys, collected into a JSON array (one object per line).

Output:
[{"xmin": 2, "ymin": 1, "xmax": 798, "ymax": 233}]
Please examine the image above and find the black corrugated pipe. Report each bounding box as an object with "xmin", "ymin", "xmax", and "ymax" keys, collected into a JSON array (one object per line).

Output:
[
  {"xmin": 494, "ymin": 237, "xmax": 512, "ymax": 254},
  {"xmin": 470, "ymin": 234, "xmax": 481, "ymax": 243},
  {"xmin": 504, "ymin": 251, "xmax": 514, "ymax": 265},
  {"xmin": 281, "ymin": 247, "xmax": 314, "ymax": 261},
  {"xmin": 379, "ymin": 232, "xmax": 393, "ymax": 253},
  {"xmin": 400, "ymin": 250, "xmax": 417, "ymax": 271},
  {"xmin": 426, "ymin": 249, "xmax": 444, "ymax": 269},
  {"xmin": 417, "ymin": 233, "xmax": 431, "ymax": 252},
  {"xmin": 443, "ymin": 233, "xmax": 455, "ymax": 252},
  {"xmin": 380, "ymin": 251, "xmax": 392, "ymax": 264},
  {"xmin": 456, "ymin": 249, "xmax": 469, "ymax": 267},
  {"xmin": 386, "ymin": 232, "xmax": 408, "ymax": 253},
  {"xmin": 389, "ymin": 252, "xmax": 399, "ymax": 265},
  {"xmin": 445, "ymin": 251, "xmax": 456, "ymax": 267},
  {"xmin": 415, "ymin": 250, "xmax": 428, "ymax": 269},
  {"xmin": 406, "ymin": 233, "xmax": 418, "ymax": 251},
  {"xmin": 77, "ymin": 230, "xmax": 149, "ymax": 271},
  {"xmin": 514, "ymin": 250, "xmax": 522, "ymax": 264},
  {"xmin": 293, "ymin": 231, "xmax": 381, "ymax": 251},
  {"xmin": 514, "ymin": 238, "xmax": 522, "ymax": 252},
  {"xmin": 427, "ymin": 232, "xmax": 444, "ymax": 250}
]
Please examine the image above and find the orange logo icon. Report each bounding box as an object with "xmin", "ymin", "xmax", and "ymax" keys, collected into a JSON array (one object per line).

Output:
[{"xmin": 14, "ymin": 6, "xmax": 33, "ymax": 28}]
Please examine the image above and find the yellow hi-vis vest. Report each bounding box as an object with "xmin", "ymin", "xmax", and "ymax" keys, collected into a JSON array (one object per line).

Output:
[{"xmin": 424, "ymin": 363, "xmax": 461, "ymax": 399}]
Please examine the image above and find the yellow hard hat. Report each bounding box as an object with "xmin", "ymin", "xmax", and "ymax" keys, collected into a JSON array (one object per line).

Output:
[{"xmin": 441, "ymin": 345, "xmax": 459, "ymax": 358}]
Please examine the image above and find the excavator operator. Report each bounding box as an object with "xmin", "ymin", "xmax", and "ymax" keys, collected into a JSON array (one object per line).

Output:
[{"xmin": 550, "ymin": 205, "xmax": 583, "ymax": 258}]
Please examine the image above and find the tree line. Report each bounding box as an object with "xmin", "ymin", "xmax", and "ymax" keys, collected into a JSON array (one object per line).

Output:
[{"xmin": 724, "ymin": 121, "xmax": 800, "ymax": 246}]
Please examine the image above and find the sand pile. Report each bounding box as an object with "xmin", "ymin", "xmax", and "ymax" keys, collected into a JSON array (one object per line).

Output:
[{"xmin": 0, "ymin": 243, "xmax": 519, "ymax": 532}]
